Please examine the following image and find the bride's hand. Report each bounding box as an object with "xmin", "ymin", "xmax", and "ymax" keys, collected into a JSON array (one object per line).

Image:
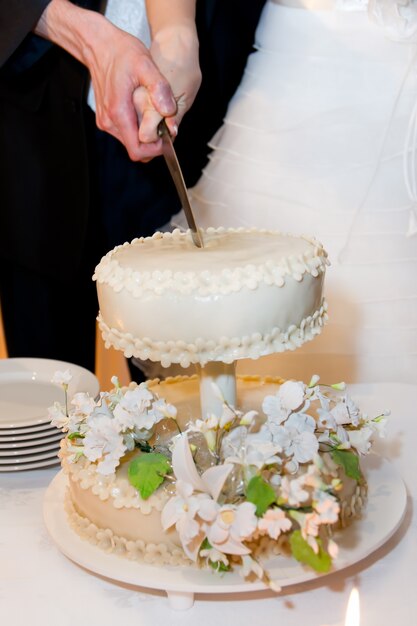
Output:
[{"xmin": 133, "ymin": 22, "xmax": 202, "ymax": 148}]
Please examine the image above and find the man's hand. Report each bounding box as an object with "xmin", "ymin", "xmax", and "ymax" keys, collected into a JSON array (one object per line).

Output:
[{"xmin": 35, "ymin": 0, "xmax": 177, "ymax": 161}]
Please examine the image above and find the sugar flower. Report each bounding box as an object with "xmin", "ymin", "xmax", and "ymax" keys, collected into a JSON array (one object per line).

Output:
[
  {"xmin": 347, "ymin": 426, "xmax": 373, "ymax": 455},
  {"xmin": 258, "ymin": 508, "xmax": 292, "ymax": 539},
  {"xmin": 313, "ymin": 491, "xmax": 340, "ymax": 524},
  {"xmin": 113, "ymin": 386, "xmax": 161, "ymax": 431},
  {"xmin": 161, "ymin": 480, "xmax": 218, "ymax": 561},
  {"xmin": 83, "ymin": 415, "xmax": 126, "ymax": 475},
  {"xmin": 280, "ymin": 475, "xmax": 309, "ymax": 506},
  {"xmin": 206, "ymin": 502, "xmax": 258, "ymax": 555},
  {"xmin": 263, "ymin": 380, "xmax": 306, "ymax": 424},
  {"xmin": 48, "ymin": 402, "xmax": 70, "ymax": 431},
  {"xmin": 51, "ymin": 369, "xmax": 72, "ymax": 386}
]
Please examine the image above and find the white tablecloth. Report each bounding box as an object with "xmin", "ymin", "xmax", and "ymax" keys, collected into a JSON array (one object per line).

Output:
[{"xmin": 1, "ymin": 383, "xmax": 416, "ymax": 625}]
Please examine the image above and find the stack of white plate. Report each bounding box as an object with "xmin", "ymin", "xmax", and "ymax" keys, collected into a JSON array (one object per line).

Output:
[{"xmin": 0, "ymin": 358, "xmax": 99, "ymax": 472}]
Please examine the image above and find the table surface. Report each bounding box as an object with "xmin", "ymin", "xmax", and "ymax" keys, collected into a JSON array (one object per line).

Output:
[{"xmin": 1, "ymin": 383, "xmax": 416, "ymax": 626}]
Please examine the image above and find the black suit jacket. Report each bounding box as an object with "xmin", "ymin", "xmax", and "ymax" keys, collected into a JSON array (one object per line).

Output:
[{"xmin": 0, "ymin": 0, "xmax": 266, "ymax": 280}]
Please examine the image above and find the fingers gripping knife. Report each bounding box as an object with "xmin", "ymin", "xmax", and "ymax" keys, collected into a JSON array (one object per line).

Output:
[{"xmin": 157, "ymin": 120, "xmax": 204, "ymax": 248}]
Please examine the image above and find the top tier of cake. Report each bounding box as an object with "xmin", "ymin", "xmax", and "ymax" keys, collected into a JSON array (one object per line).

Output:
[{"xmin": 94, "ymin": 228, "xmax": 329, "ymax": 367}]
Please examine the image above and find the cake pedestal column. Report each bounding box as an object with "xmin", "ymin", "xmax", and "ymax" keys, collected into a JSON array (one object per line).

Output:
[{"xmin": 195, "ymin": 361, "xmax": 237, "ymax": 418}]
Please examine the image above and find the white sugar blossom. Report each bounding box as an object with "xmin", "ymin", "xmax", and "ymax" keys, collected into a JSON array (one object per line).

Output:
[
  {"xmin": 279, "ymin": 380, "xmax": 306, "ymax": 410},
  {"xmin": 190, "ymin": 415, "xmax": 219, "ymax": 433},
  {"xmin": 262, "ymin": 380, "xmax": 307, "ymax": 424},
  {"xmin": 83, "ymin": 415, "xmax": 126, "ymax": 475},
  {"xmin": 70, "ymin": 392, "xmax": 97, "ymax": 418},
  {"xmin": 113, "ymin": 386, "xmax": 161, "ymax": 431},
  {"xmin": 48, "ymin": 402, "xmax": 69, "ymax": 431},
  {"xmin": 219, "ymin": 403, "xmax": 237, "ymax": 429},
  {"xmin": 207, "ymin": 502, "xmax": 258, "ymax": 555},
  {"xmin": 188, "ymin": 414, "xmax": 219, "ymax": 451},
  {"xmin": 161, "ymin": 480, "xmax": 218, "ymax": 560},
  {"xmin": 258, "ymin": 508, "xmax": 292, "ymax": 539},
  {"xmin": 239, "ymin": 410, "xmax": 258, "ymax": 426},
  {"xmin": 51, "ymin": 369, "xmax": 72, "ymax": 386},
  {"xmin": 300, "ymin": 512, "xmax": 321, "ymax": 553},
  {"xmin": 225, "ymin": 439, "xmax": 282, "ymax": 471},
  {"xmin": 268, "ymin": 424, "xmax": 319, "ymax": 466},
  {"xmin": 314, "ymin": 492, "xmax": 340, "ymax": 524},
  {"xmin": 280, "ymin": 475, "xmax": 309, "ymax": 506},
  {"xmin": 200, "ymin": 546, "xmax": 229, "ymax": 569},
  {"xmin": 348, "ymin": 426, "xmax": 373, "ymax": 455},
  {"xmin": 317, "ymin": 409, "xmax": 338, "ymax": 431},
  {"xmin": 151, "ymin": 398, "xmax": 177, "ymax": 421},
  {"xmin": 240, "ymin": 555, "xmax": 264, "ymax": 580},
  {"xmin": 286, "ymin": 411, "xmax": 316, "ymax": 433},
  {"xmin": 262, "ymin": 394, "xmax": 287, "ymax": 425},
  {"xmin": 330, "ymin": 396, "xmax": 361, "ymax": 427}
]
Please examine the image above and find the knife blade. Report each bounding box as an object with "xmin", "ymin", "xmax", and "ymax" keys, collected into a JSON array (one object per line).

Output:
[{"xmin": 157, "ymin": 120, "xmax": 204, "ymax": 248}]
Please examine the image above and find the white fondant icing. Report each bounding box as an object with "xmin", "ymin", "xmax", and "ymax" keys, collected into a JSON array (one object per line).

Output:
[
  {"xmin": 94, "ymin": 228, "xmax": 328, "ymax": 366},
  {"xmin": 97, "ymin": 301, "xmax": 328, "ymax": 366}
]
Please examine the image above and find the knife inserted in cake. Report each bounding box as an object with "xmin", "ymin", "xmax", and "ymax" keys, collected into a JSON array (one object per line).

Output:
[{"xmin": 157, "ymin": 119, "xmax": 204, "ymax": 248}]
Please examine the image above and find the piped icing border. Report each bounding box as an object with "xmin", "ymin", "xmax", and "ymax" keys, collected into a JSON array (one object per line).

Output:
[
  {"xmin": 61, "ymin": 441, "xmax": 169, "ymax": 513},
  {"xmin": 93, "ymin": 228, "xmax": 329, "ymax": 298},
  {"xmin": 97, "ymin": 300, "xmax": 328, "ymax": 367},
  {"xmin": 64, "ymin": 490, "xmax": 192, "ymax": 567}
]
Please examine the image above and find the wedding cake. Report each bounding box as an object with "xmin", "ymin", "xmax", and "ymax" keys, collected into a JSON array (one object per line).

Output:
[{"xmin": 51, "ymin": 228, "xmax": 385, "ymax": 587}]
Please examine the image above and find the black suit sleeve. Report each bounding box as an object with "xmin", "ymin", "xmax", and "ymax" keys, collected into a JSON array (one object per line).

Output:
[{"xmin": 0, "ymin": 0, "xmax": 50, "ymax": 65}]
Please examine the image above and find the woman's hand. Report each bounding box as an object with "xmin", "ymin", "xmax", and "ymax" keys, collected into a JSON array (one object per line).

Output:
[{"xmin": 133, "ymin": 23, "xmax": 202, "ymax": 147}]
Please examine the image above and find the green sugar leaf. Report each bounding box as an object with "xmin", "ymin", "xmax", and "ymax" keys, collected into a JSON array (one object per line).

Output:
[
  {"xmin": 128, "ymin": 452, "xmax": 171, "ymax": 500},
  {"xmin": 331, "ymin": 448, "xmax": 362, "ymax": 482},
  {"xmin": 289, "ymin": 530, "xmax": 332, "ymax": 573},
  {"xmin": 246, "ymin": 475, "xmax": 277, "ymax": 517}
]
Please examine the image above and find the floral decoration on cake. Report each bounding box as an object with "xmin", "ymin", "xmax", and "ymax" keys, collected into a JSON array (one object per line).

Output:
[{"xmin": 49, "ymin": 370, "xmax": 388, "ymax": 590}]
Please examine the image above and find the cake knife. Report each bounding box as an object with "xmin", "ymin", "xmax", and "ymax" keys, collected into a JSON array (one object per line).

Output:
[{"xmin": 157, "ymin": 119, "xmax": 204, "ymax": 248}]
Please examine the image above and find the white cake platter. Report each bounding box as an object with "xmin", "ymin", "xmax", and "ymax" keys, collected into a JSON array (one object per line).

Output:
[{"xmin": 43, "ymin": 455, "xmax": 406, "ymax": 610}]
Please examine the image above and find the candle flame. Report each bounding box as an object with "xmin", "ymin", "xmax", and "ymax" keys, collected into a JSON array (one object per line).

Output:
[{"xmin": 345, "ymin": 588, "xmax": 360, "ymax": 626}]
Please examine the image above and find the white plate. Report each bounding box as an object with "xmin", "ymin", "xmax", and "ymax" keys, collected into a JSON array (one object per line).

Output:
[
  {"xmin": 0, "ymin": 440, "xmax": 61, "ymax": 457},
  {"xmin": 0, "ymin": 456, "xmax": 60, "ymax": 472},
  {"xmin": 0, "ymin": 432, "xmax": 62, "ymax": 449},
  {"xmin": 0, "ymin": 449, "xmax": 59, "ymax": 465},
  {"xmin": 0, "ymin": 423, "xmax": 62, "ymax": 436},
  {"xmin": 0, "ymin": 358, "xmax": 99, "ymax": 429},
  {"xmin": 43, "ymin": 456, "xmax": 406, "ymax": 605}
]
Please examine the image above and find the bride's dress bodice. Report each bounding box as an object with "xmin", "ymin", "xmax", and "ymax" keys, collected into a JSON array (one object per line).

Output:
[{"xmin": 275, "ymin": 0, "xmax": 417, "ymax": 40}]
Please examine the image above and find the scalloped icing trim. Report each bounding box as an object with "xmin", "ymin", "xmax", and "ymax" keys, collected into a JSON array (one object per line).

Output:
[
  {"xmin": 93, "ymin": 228, "xmax": 329, "ymax": 298},
  {"xmin": 64, "ymin": 489, "xmax": 193, "ymax": 568},
  {"xmin": 97, "ymin": 300, "xmax": 328, "ymax": 366},
  {"xmin": 60, "ymin": 441, "xmax": 170, "ymax": 513}
]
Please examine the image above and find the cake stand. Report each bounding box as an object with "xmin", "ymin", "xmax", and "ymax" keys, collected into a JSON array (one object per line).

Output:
[{"xmin": 44, "ymin": 454, "xmax": 406, "ymax": 610}]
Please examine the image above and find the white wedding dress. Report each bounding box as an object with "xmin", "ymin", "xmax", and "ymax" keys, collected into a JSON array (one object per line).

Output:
[{"xmin": 174, "ymin": 0, "xmax": 417, "ymax": 384}]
